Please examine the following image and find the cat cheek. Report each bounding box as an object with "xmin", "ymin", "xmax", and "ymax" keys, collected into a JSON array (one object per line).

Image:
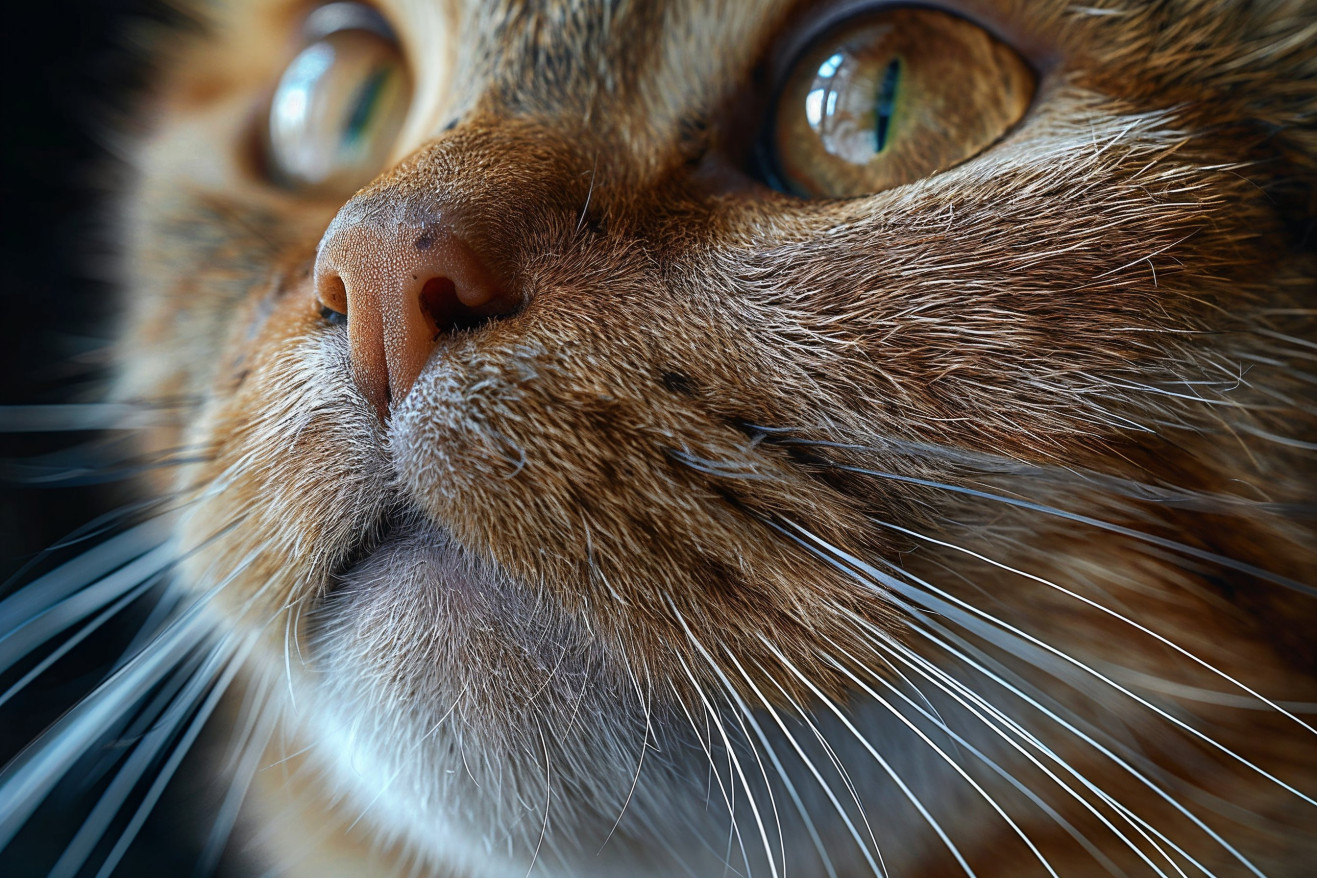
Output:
[{"xmin": 171, "ymin": 292, "xmax": 388, "ymax": 618}]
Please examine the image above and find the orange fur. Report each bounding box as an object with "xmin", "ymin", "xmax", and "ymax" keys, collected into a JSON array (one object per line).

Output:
[{"xmin": 99, "ymin": 0, "xmax": 1317, "ymax": 874}]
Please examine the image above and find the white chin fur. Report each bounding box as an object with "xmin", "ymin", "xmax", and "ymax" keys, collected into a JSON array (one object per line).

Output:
[
  {"xmin": 296, "ymin": 523, "xmax": 984, "ymax": 876},
  {"xmin": 299, "ymin": 524, "xmax": 714, "ymax": 876}
]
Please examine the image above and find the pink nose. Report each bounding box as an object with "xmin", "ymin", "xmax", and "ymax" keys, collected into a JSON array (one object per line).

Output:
[{"xmin": 313, "ymin": 207, "xmax": 518, "ymax": 420}]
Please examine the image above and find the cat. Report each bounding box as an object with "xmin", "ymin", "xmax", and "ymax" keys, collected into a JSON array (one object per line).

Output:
[{"xmin": 2, "ymin": 0, "xmax": 1316, "ymax": 875}]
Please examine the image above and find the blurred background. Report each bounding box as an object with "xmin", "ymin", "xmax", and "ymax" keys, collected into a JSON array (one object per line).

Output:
[{"xmin": 2, "ymin": 2, "xmax": 230, "ymax": 873}]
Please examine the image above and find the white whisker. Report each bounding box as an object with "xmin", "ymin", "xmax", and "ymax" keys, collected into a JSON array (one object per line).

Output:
[
  {"xmin": 771, "ymin": 518, "xmax": 1262, "ymax": 877},
  {"xmin": 670, "ymin": 606, "xmax": 785, "ymax": 878},
  {"xmin": 749, "ymin": 657, "xmax": 891, "ymax": 878},
  {"xmin": 881, "ymin": 548, "xmax": 1317, "ymax": 812},
  {"xmin": 599, "ymin": 655, "xmax": 654, "ymax": 853},
  {"xmin": 523, "ymin": 718, "xmax": 553, "ymax": 878},
  {"xmin": 822, "ymin": 635, "xmax": 1061, "ymax": 878},
  {"xmin": 48, "ymin": 641, "xmax": 234, "ymax": 878},
  {"xmin": 91, "ymin": 636, "xmax": 255, "ymax": 878},
  {"xmin": 724, "ymin": 648, "xmax": 880, "ymax": 878},
  {"xmin": 874, "ymin": 517, "xmax": 1317, "ymax": 735},
  {"xmin": 0, "ymin": 574, "xmax": 168, "ymax": 710},
  {"xmin": 756, "ymin": 634, "xmax": 977, "ymax": 878},
  {"xmin": 0, "ymin": 539, "xmax": 263, "ymax": 853},
  {"xmin": 834, "ymin": 465, "xmax": 1315, "ymax": 596},
  {"xmin": 0, "ymin": 545, "xmax": 175, "ymax": 677},
  {"xmin": 196, "ymin": 676, "xmax": 280, "ymax": 876},
  {"xmin": 0, "ymin": 602, "xmax": 214, "ymax": 849},
  {"xmin": 840, "ymin": 608, "xmax": 1170, "ymax": 877},
  {"xmin": 668, "ymin": 666, "xmax": 752, "ymax": 878},
  {"xmin": 0, "ymin": 518, "xmax": 172, "ymax": 644},
  {"xmin": 889, "ymin": 607, "xmax": 1209, "ymax": 877},
  {"xmin": 0, "ymin": 403, "xmax": 173, "ymax": 433},
  {"xmin": 846, "ymin": 629, "xmax": 1137, "ymax": 878}
]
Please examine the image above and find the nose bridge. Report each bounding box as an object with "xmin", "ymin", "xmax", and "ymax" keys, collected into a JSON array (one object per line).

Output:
[{"xmin": 313, "ymin": 122, "xmax": 593, "ymax": 420}]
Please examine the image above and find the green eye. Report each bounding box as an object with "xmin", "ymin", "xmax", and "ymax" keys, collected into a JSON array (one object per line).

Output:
[
  {"xmin": 768, "ymin": 6, "xmax": 1034, "ymax": 198},
  {"xmin": 266, "ymin": 7, "xmax": 412, "ymax": 193}
]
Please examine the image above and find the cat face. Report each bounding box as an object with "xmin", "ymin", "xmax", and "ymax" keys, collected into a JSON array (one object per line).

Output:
[{"xmin": 102, "ymin": 0, "xmax": 1317, "ymax": 874}]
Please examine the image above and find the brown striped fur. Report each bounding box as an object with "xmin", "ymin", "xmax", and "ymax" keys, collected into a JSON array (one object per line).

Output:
[{"xmin": 111, "ymin": 0, "xmax": 1317, "ymax": 874}]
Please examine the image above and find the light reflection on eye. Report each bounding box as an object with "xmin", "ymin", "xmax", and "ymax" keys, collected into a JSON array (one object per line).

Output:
[
  {"xmin": 265, "ymin": 11, "xmax": 411, "ymax": 193},
  {"xmin": 805, "ymin": 53, "xmax": 846, "ymax": 130},
  {"xmin": 271, "ymin": 44, "xmax": 337, "ymax": 178},
  {"xmin": 768, "ymin": 7, "xmax": 1034, "ymax": 198}
]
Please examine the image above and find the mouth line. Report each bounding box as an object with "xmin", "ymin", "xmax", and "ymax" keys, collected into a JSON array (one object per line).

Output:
[{"xmin": 324, "ymin": 502, "xmax": 412, "ymax": 597}]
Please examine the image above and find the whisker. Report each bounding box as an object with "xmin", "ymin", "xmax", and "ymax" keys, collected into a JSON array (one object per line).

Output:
[
  {"xmin": 756, "ymin": 635, "xmax": 978, "ymax": 878},
  {"xmin": 76, "ymin": 651, "xmax": 205, "ymax": 795},
  {"xmin": 519, "ymin": 718, "xmax": 552, "ymax": 878},
  {"xmin": 667, "ymin": 666, "xmax": 752, "ymax": 877},
  {"xmin": 874, "ymin": 547, "xmax": 1317, "ymax": 810},
  {"xmin": 90, "ymin": 637, "xmax": 254, "ymax": 878},
  {"xmin": 666, "ymin": 678, "xmax": 745, "ymax": 872},
  {"xmin": 729, "ymin": 689, "xmax": 840, "ymax": 878},
  {"xmin": 0, "ymin": 542, "xmax": 177, "ymax": 676},
  {"xmin": 599, "ymin": 656, "xmax": 654, "ymax": 853},
  {"xmin": 2, "ymin": 511, "xmax": 244, "ymax": 685},
  {"xmin": 112, "ymin": 580, "xmax": 190, "ymax": 672},
  {"xmin": 0, "ymin": 543, "xmax": 260, "ymax": 853},
  {"xmin": 748, "ymin": 657, "xmax": 890, "ymax": 878},
  {"xmin": 6, "ymin": 449, "xmax": 216, "ymax": 487},
  {"xmin": 1, "ymin": 500, "xmax": 171, "ymax": 589},
  {"xmin": 0, "ymin": 403, "xmax": 173, "ymax": 433},
  {"xmin": 0, "ymin": 517, "xmax": 172, "ymax": 630},
  {"xmin": 821, "ymin": 636, "xmax": 1063, "ymax": 878},
  {"xmin": 0, "ymin": 571, "xmax": 168, "ymax": 710},
  {"xmin": 726, "ymin": 429, "xmax": 1312, "ymax": 517},
  {"xmin": 0, "ymin": 598, "xmax": 215, "ymax": 850},
  {"xmin": 839, "ymin": 605, "xmax": 1181, "ymax": 876},
  {"xmin": 834, "ymin": 465, "xmax": 1317, "ymax": 597},
  {"xmin": 667, "ymin": 449, "xmax": 771, "ymax": 481},
  {"xmin": 873, "ymin": 517, "xmax": 1317, "ymax": 735},
  {"xmin": 47, "ymin": 640, "xmax": 233, "ymax": 878},
  {"xmin": 671, "ymin": 606, "xmax": 786, "ymax": 878},
  {"xmin": 884, "ymin": 607, "xmax": 1211, "ymax": 877},
  {"xmin": 1099, "ymin": 667, "xmax": 1317, "ymax": 713},
  {"xmin": 672, "ymin": 645, "xmax": 771, "ymax": 878},
  {"xmin": 195, "ymin": 678, "xmax": 279, "ymax": 877},
  {"xmin": 843, "ymin": 629, "xmax": 1136, "ymax": 878},
  {"xmin": 770, "ymin": 519, "xmax": 1265, "ymax": 878},
  {"xmin": 722, "ymin": 650, "xmax": 877, "ymax": 878}
]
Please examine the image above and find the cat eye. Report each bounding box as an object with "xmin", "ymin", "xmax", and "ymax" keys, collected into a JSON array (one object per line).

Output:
[
  {"xmin": 765, "ymin": 6, "xmax": 1034, "ymax": 198},
  {"xmin": 265, "ymin": 3, "xmax": 412, "ymax": 193}
]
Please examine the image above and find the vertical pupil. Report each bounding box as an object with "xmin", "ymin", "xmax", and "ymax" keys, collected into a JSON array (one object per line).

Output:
[
  {"xmin": 874, "ymin": 57, "xmax": 902, "ymax": 153},
  {"xmin": 343, "ymin": 65, "xmax": 392, "ymax": 147}
]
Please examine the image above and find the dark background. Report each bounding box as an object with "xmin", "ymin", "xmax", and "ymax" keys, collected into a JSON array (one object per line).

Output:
[{"xmin": 1, "ymin": 2, "xmax": 234, "ymax": 874}]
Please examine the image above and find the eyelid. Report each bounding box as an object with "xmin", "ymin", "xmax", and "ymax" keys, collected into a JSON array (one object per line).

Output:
[
  {"xmin": 303, "ymin": 1, "xmax": 398, "ymax": 42},
  {"xmin": 768, "ymin": 0, "xmax": 907, "ymax": 85},
  {"xmin": 766, "ymin": 0, "xmax": 1057, "ymax": 87}
]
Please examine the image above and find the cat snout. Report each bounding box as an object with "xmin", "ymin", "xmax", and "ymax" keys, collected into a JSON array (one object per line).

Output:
[{"xmin": 313, "ymin": 204, "xmax": 519, "ymax": 420}]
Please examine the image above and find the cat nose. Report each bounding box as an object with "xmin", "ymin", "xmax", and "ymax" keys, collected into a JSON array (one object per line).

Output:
[{"xmin": 313, "ymin": 207, "xmax": 518, "ymax": 420}]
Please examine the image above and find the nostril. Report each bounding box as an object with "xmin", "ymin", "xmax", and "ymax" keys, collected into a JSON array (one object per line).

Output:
[
  {"xmin": 317, "ymin": 273, "xmax": 349, "ymax": 324},
  {"xmin": 313, "ymin": 202, "xmax": 521, "ymax": 420},
  {"xmin": 419, "ymin": 277, "xmax": 458, "ymax": 336},
  {"xmin": 419, "ymin": 276, "xmax": 498, "ymax": 335}
]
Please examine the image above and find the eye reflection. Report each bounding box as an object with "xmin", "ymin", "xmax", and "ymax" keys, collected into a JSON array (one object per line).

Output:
[
  {"xmin": 769, "ymin": 7, "xmax": 1034, "ymax": 199},
  {"xmin": 805, "ymin": 53, "xmax": 846, "ymax": 129},
  {"xmin": 265, "ymin": 14, "xmax": 411, "ymax": 193},
  {"xmin": 796, "ymin": 25, "xmax": 906, "ymax": 170},
  {"xmin": 270, "ymin": 44, "xmax": 337, "ymax": 177}
]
